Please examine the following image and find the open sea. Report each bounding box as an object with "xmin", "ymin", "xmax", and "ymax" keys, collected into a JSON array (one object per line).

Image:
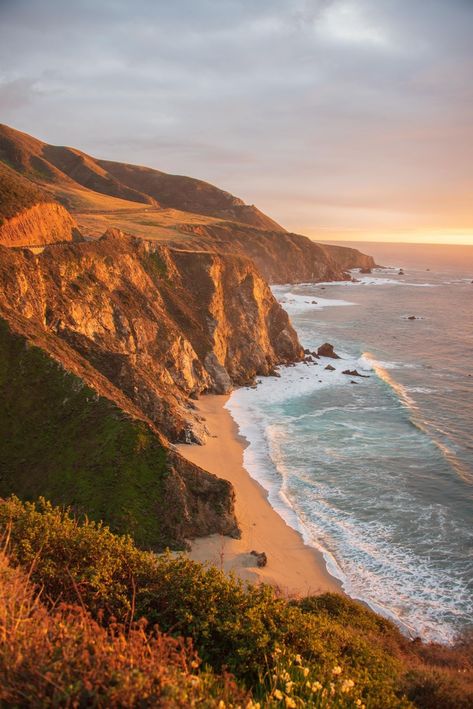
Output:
[{"xmin": 226, "ymin": 242, "xmax": 473, "ymax": 643}]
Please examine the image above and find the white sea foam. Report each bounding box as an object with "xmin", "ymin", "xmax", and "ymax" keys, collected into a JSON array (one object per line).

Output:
[
  {"xmin": 226, "ymin": 349, "xmax": 472, "ymax": 644},
  {"xmin": 274, "ymin": 291, "xmax": 355, "ymax": 313},
  {"xmin": 290, "ymin": 276, "xmax": 437, "ymax": 288}
]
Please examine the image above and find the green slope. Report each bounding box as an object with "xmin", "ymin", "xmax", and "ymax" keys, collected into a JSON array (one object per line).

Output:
[{"xmin": 0, "ymin": 318, "xmax": 168, "ymax": 547}]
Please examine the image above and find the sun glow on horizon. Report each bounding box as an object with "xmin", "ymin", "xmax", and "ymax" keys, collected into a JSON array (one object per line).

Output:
[{"xmin": 304, "ymin": 229, "xmax": 473, "ymax": 247}]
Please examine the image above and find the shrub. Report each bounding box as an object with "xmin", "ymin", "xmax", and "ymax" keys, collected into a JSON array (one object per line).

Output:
[{"xmin": 0, "ymin": 549, "xmax": 247, "ymax": 707}]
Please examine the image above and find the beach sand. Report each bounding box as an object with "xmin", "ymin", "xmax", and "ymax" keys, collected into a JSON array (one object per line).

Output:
[{"xmin": 176, "ymin": 394, "xmax": 342, "ymax": 598}]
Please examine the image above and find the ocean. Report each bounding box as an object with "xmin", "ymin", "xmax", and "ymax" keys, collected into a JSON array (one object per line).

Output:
[{"xmin": 226, "ymin": 242, "xmax": 473, "ymax": 644}]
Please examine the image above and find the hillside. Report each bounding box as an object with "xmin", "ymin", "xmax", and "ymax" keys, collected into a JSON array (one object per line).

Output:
[
  {"xmin": 0, "ymin": 123, "xmax": 281, "ymax": 230},
  {"xmin": 0, "ymin": 123, "xmax": 375, "ymax": 281},
  {"xmin": 1, "ymin": 497, "xmax": 472, "ymax": 708},
  {"xmin": 0, "ymin": 228, "xmax": 302, "ymax": 545},
  {"xmin": 0, "ymin": 319, "xmax": 238, "ymax": 549}
]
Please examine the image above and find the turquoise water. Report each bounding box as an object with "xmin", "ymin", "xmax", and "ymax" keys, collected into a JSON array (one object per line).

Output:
[{"xmin": 227, "ymin": 251, "xmax": 473, "ymax": 643}]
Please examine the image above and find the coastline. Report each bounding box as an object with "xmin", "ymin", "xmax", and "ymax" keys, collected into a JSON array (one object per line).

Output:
[{"xmin": 176, "ymin": 393, "xmax": 342, "ymax": 597}]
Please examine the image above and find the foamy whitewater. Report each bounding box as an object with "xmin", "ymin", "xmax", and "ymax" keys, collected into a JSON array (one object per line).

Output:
[{"xmin": 227, "ymin": 248, "xmax": 473, "ymax": 643}]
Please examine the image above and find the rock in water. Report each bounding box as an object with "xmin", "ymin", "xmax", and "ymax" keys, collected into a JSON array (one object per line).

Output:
[
  {"xmin": 317, "ymin": 342, "xmax": 341, "ymax": 359},
  {"xmin": 325, "ymin": 364, "xmax": 336, "ymax": 371},
  {"xmin": 342, "ymin": 369, "xmax": 369, "ymax": 378}
]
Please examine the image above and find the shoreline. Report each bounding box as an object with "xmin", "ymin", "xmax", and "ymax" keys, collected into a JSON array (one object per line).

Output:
[{"xmin": 176, "ymin": 393, "xmax": 342, "ymax": 597}]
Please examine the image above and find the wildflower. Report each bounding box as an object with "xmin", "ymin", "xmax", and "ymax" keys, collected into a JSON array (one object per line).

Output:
[
  {"xmin": 285, "ymin": 681, "xmax": 294, "ymax": 693},
  {"xmin": 190, "ymin": 659, "xmax": 199, "ymax": 669},
  {"xmin": 284, "ymin": 697, "xmax": 296, "ymax": 708},
  {"xmin": 312, "ymin": 681, "xmax": 322, "ymax": 692},
  {"xmin": 329, "ymin": 682, "xmax": 335, "ymax": 695},
  {"xmin": 246, "ymin": 702, "xmax": 261, "ymax": 709},
  {"xmin": 295, "ymin": 654, "xmax": 302, "ymax": 665},
  {"xmin": 306, "ymin": 681, "xmax": 311, "ymax": 689},
  {"xmin": 190, "ymin": 676, "xmax": 200, "ymax": 687},
  {"xmin": 341, "ymin": 679, "xmax": 355, "ymax": 693},
  {"xmin": 302, "ymin": 667, "xmax": 309, "ymax": 677},
  {"xmin": 332, "ymin": 665, "xmax": 342, "ymax": 675},
  {"xmin": 274, "ymin": 646, "xmax": 282, "ymax": 655},
  {"xmin": 218, "ymin": 702, "xmax": 226, "ymax": 709},
  {"xmin": 273, "ymin": 689, "xmax": 283, "ymax": 700}
]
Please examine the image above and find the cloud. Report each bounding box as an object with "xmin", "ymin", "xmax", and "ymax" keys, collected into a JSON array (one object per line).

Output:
[{"xmin": 0, "ymin": 0, "xmax": 471, "ymax": 239}]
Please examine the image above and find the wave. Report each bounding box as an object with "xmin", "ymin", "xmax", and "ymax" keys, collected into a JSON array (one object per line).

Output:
[
  {"xmin": 362, "ymin": 353, "xmax": 473, "ymax": 486},
  {"xmin": 226, "ymin": 349, "xmax": 473, "ymax": 643}
]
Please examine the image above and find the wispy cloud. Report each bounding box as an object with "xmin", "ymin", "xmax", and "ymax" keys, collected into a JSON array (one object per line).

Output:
[{"xmin": 0, "ymin": 0, "xmax": 471, "ymax": 240}]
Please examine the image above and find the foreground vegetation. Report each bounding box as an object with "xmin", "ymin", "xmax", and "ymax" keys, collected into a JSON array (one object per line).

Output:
[{"xmin": 0, "ymin": 497, "xmax": 472, "ymax": 707}]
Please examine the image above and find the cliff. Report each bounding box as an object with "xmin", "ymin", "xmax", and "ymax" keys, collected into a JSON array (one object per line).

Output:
[
  {"xmin": 320, "ymin": 242, "xmax": 377, "ymax": 271},
  {"xmin": 166, "ymin": 221, "xmax": 376, "ymax": 283},
  {"xmin": 0, "ymin": 161, "xmax": 80, "ymax": 247},
  {"xmin": 0, "ymin": 230, "xmax": 302, "ymax": 442},
  {"xmin": 0, "ymin": 318, "xmax": 238, "ymax": 549}
]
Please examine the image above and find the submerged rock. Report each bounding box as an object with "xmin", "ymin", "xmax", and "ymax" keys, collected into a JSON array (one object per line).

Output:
[{"xmin": 325, "ymin": 364, "xmax": 336, "ymax": 371}]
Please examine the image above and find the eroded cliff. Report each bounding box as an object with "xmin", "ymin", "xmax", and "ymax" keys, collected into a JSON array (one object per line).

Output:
[
  {"xmin": 0, "ymin": 229, "xmax": 303, "ymax": 441},
  {"xmin": 0, "ymin": 317, "xmax": 239, "ymax": 549},
  {"xmin": 166, "ymin": 221, "xmax": 376, "ymax": 283}
]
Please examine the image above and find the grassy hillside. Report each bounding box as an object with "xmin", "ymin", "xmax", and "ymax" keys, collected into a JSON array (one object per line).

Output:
[
  {"xmin": 1, "ymin": 497, "xmax": 472, "ymax": 707},
  {"xmin": 0, "ymin": 162, "xmax": 48, "ymax": 225},
  {"xmin": 0, "ymin": 318, "xmax": 169, "ymax": 547}
]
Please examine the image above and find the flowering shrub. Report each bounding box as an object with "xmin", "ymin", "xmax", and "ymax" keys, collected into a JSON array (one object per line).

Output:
[{"xmin": 1, "ymin": 496, "xmax": 472, "ymax": 707}]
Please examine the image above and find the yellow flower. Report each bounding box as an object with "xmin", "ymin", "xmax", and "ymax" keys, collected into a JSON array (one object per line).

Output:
[
  {"xmin": 273, "ymin": 689, "xmax": 283, "ymax": 700},
  {"xmin": 294, "ymin": 654, "xmax": 302, "ymax": 665},
  {"xmin": 284, "ymin": 698, "xmax": 296, "ymax": 708},
  {"xmin": 332, "ymin": 665, "xmax": 342, "ymax": 675},
  {"xmin": 285, "ymin": 681, "xmax": 294, "ymax": 693},
  {"xmin": 341, "ymin": 679, "xmax": 355, "ymax": 693},
  {"xmin": 311, "ymin": 681, "xmax": 323, "ymax": 692},
  {"xmin": 218, "ymin": 702, "xmax": 226, "ymax": 709},
  {"xmin": 246, "ymin": 702, "xmax": 261, "ymax": 709},
  {"xmin": 302, "ymin": 667, "xmax": 309, "ymax": 677}
]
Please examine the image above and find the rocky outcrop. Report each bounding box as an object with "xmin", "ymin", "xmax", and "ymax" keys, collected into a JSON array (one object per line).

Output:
[
  {"xmin": 0, "ymin": 201, "xmax": 81, "ymax": 247},
  {"xmin": 0, "ymin": 230, "xmax": 303, "ymax": 442},
  {"xmin": 167, "ymin": 222, "xmax": 375, "ymax": 284},
  {"xmin": 318, "ymin": 243, "xmax": 377, "ymax": 272},
  {"xmin": 317, "ymin": 343, "xmax": 341, "ymax": 359}
]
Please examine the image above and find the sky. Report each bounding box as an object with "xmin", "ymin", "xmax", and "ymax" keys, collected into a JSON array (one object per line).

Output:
[{"xmin": 0, "ymin": 0, "xmax": 472, "ymax": 244}]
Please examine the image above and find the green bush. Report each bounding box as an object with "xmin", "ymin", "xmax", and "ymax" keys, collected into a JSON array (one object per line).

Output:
[{"xmin": 0, "ymin": 496, "xmax": 412, "ymax": 707}]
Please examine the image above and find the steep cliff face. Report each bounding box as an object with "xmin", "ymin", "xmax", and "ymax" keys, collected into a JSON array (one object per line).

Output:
[
  {"xmin": 0, "ymin": 230, "xmax": 303, "ymax": 441},
  {"xmin": 166, "ymin": 222, "xmax": 375, "ymax": 283},
  {"xmin": 319, "ymin": 243, "xmax": 377, "ymax": 271},
  {"xmin": 0, "ymin": 201, "xmax": 80, "ymax": 247},
  {"xmin": 0, "ymin": 317, "xmax": 239, "ymax": 549},
  {"xmin": 0, "ymin": 160, "xmax": 81, "ymax": 247}
]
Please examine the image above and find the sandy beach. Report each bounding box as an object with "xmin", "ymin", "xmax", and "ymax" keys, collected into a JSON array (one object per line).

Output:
[{"xmin": 176, "ymin": 394, "xmax": 342, "ymax": 597}]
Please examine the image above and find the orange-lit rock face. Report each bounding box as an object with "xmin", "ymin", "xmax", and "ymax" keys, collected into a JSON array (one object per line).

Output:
[
  {"xmin": 0, "ymin": 230, "xmax": 303, "ymax": 442},
  {"xmin": 0, "ymin": 202, "xmax": 80, "ymax": 247}
]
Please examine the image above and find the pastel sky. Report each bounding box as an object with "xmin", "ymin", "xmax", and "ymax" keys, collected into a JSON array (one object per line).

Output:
[{"xmin": 1, "ymin": 0, "xmax": 472, "ymax": 243}]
